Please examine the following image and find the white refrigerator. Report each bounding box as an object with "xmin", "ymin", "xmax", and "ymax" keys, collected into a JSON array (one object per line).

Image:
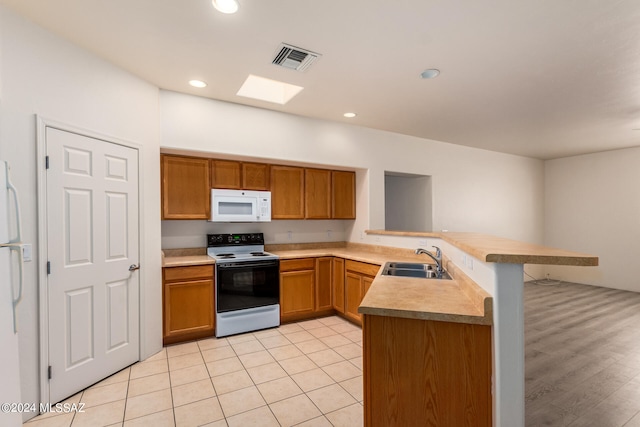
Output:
[{"xmin": 0, "ymin": 160, "xmax": 24, "ymax": 427}]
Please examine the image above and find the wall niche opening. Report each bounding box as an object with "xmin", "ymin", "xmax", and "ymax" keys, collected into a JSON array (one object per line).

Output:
[{"xmin": 384, "ymin": 171, "xmax": 432, "ymax": 232}]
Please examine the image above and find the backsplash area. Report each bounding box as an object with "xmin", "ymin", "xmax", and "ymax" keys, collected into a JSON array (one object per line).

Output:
[{"xmin": 161, "ymin": 219, "xmax": 351, "ymax": 249}]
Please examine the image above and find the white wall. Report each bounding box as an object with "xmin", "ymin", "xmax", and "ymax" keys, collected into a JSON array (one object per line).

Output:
[
  {"xmin": 0, "ymin": 5, "xmax": 162, "ymax": 415},
  {"xmin": 160, "ymin": 90, "xmax": 546, "ymax": 248},
  {"xmin": 544, "ymin": 147, "xmax": 640, "ymax": 291}
]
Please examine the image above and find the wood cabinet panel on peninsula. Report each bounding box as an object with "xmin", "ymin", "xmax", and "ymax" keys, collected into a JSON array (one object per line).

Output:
[
  {"xmin": 163, "ymin": 265, "xmax": 215, "ymax": 345},
  {"xmin": 161, "ymin": 155, "xmax": 210, "ymax": 220},
  {"xmin": 363, "ymin": 315, "xmax": 492, "ymax": 427}
]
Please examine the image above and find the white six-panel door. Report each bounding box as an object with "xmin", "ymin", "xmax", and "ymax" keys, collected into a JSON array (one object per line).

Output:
[{"xmin": 45, "ymin": 127, "xmax": 139, "ymax": 403}]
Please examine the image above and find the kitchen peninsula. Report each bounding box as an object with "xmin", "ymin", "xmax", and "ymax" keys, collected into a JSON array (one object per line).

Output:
[
  {"xmin": 361, "ymin": 230, "xmax": 597, "ymax": 427},
  {"xmin": 162, "ymin": 232, "xmax": 597, "ymax": 427}
]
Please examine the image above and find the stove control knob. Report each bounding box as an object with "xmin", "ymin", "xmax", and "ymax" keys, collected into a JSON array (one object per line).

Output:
[
  {"xmin": 241, "ymin": 235, "xmax": 246, "ymax": 241},
  {"xmin": 228, "ymin": 236, "xmax": 233, "ymax": 242}
]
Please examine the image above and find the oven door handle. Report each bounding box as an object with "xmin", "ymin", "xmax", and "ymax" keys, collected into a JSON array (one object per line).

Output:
[{"xmin": 217, "ymin": 261, "xmax": 279, "ymax": 269}]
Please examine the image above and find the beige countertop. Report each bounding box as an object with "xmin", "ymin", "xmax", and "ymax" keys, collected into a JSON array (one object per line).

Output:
[
  {"xmin": 162, "ymin": 242, "xmax": 493, "ymax": 325},
  {"xmin": 366, "ymin": 230, "xmax": 599, "ymax": 266},
  {"xmin": 161, "ymin": 233, "xmax": 597, "ymax": 325}
]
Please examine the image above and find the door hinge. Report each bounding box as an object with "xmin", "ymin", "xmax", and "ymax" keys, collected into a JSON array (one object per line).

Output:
[
  {"xmin": 47, "ymin": 261, "xmax": 51, "ymax": 275},
  {"xmin": 45, "ymin": 156, "xmax": 49, "ymax": 169},
  {"xmin": 48, "ymin": 366, "xmax": 52, "ymax": 380}
]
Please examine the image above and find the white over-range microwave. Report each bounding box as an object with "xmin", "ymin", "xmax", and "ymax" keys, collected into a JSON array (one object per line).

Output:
[{"xmin": 210, "ymin": 188, "xmax": 272, "ymax": 222}]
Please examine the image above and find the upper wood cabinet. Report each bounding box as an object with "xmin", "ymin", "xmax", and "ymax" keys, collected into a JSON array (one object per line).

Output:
[
  {"xmin": 271, "ymin": 165, "xmax": 305, "ymax": 219},
  {"xmin": 242, "ymin": 162, "xmax": 270, "ymax": 191},
  {"xmin": 305, "ymin": 168, "xmax": 332, "ymax": 219},
  {"xmin": 211, "ymin": 159, "xmax": 241, "ymax": 189},
  {"xmin": 161, "ymin": 155, "xmax": 210, "ymax": 220},
  {"xmin": 332, "ymin": 171, "xmax": 356, "ymax": 219},
  {"xmin": 211, "ymin": 160, "xmax": 270, "ymax": 191}
]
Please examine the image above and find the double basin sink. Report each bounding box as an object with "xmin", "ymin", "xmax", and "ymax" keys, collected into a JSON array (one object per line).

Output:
[{"xmin": 381, "ymin": 262, "xmax": 452, "ymax": 280}]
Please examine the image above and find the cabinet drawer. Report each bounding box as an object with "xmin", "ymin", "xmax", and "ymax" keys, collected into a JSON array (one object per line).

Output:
[
  {"xmin": 280, "ymin": 258, "xmax": 316, "ymax": 272},
  {"xmin": 345, "ymin": 260, "xmax": 380, "ymax": 277},
  {"xmin": 164, "ymin": 265, "xmax": 214, "ymax": 282}
]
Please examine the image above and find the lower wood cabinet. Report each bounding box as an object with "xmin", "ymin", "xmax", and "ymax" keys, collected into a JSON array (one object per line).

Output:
[
  {"xmin": 315, "ymin": 257, "xmax": 333, "ymax": 312},
  {"xmin": 280, "ymin": 257, "xmax": 335, "ymax": 323},
  {"xmin": 279, "ymin": 256, "xmax": 379, "ymax": 325},
  {"xmin": 280, "ymin": 258, "xmax": 316, "ymax": 322},
  {"xmin": 163, "ymin": 265, "xmax": 215, "ymax": 345},
  {"xmin": 363, "ymin": 315, "xmax": 492, "ymax": 427},
  {"xmin": 344, "ymin": 260, "xmax": 380, "ymax": 325},
  {"xmin": 332, "ymin": 258, "xmax": 345, "ymax": 314}
]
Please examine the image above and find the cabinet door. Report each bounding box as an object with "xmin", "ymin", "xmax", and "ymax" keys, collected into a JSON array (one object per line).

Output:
[
  {"xmin": 363, "ymin": 275, "xmax": 374, "ymax": 296},
  {"xmin": 315, "ymin": 257, "xmax": 333, "ymax": 311},
  {"xmin": 332, "ymin": 171, "xmax": 356, "ymax": 219},
  {"xmin": 345, "ymin": 272, "xmax": 364, "ymax": 325},
  {"xmin": 280, "ymin": 270, "xmax": 315, "ymax": 320},
  {"xmin": 163, "ymin": 278, "xmax": 215, "ymax": 344},
  {"xmin": 211, "ymin": 159, "xmax": 242, "ymax": 189},
  {"xmin": 332, "ymin": 258, "xmax": 345, "ymax": 314},
  {"xmin": 242, "ymin": 162, "xmax": 270, "ymax": 190},
  {"xmin": 161, "ymin": 155, "xmax": 210, "ymax": 220},
  {"xmin": 305, "ymin": 168, "xmax": 332, "ymax": 219},
  {"xmin": 271, "ymin": 165, "xmax": 305, "ymax": 219}
]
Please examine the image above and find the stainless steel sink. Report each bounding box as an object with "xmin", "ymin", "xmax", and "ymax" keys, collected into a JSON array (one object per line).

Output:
[{"xmin": 381, "ymin": 262, "xmax": 452, "ymax": 280}]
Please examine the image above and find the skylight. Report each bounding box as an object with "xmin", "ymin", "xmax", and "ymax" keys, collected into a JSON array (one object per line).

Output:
[{"xmin": 236, "ymin": 75, "xmax": 303, "ymax": 105}]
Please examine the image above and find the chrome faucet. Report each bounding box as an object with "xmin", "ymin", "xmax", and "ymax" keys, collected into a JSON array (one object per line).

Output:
[{"xmin": 415, "ymin": 246, "xmax": 443, "ymax": 274}]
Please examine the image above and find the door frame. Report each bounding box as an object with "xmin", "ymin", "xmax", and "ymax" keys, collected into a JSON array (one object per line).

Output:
[{"xmin": 36, "ymin": 117, "xmax": 145, "ymax": 405}]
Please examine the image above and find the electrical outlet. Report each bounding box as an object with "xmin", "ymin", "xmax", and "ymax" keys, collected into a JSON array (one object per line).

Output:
[
  {"xmin": 419, "ymin": 239, "xmax": 428, "ymax": 246},
  {"xmin": 461, "ymin": 254, "xmax": 467, "ymax": 265},
  {"xmin": 327, "ymin": 230, "xmax": 332, "ymax": 239},
  {"xmin": 466, "ymin": 256, "xmax": 474, "ymax": 270},
  {"xmin": 22, "ymin": 244, "xmax": 32, "ymax": 262},
  {"xmin": 375, "ymin": 237, "xmax": 381, "ymax": 242},
  {"xmin": 287, "ymin": 231, "xmax": 292, "ymax": 241}
]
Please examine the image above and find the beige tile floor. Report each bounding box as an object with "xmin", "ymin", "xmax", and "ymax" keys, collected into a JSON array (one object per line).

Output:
[{"xmin": 24, "ymin": 316, "xmax": 364, "ymax": 427}]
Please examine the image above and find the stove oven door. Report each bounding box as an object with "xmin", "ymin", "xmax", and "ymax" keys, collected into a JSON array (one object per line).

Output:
[{"xmin": 216, "ymin": 259, "xmax": 279, "ymax": 313}]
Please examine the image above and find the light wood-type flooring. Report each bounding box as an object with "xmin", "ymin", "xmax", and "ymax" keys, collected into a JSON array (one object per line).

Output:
[
  {"xmin": 24, "ymin": 281, "xmax": 640, "ymax": 426},
  {"xmin": 525, "ymin": 281, "xmax": 640, "ymax": 426}
]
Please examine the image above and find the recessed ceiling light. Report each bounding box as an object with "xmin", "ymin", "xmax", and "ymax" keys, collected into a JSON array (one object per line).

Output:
[
  {"xmin": 343, "ymin": 112, "xmax": 357, "ymax": 118},
  {"xmin": 189, "ymin": 80, "xmax": 207, "ymax": 88},
  {"xmin": 212, "ymin": 0, "xmax": 239, "ymax": 14},
  {"xmin": 420, "ymin": 69, "xmax": 440, "ymax": 79},
  {"xmin": 237, "ymin": 74, "xmax": 303, "ymax": 105}
]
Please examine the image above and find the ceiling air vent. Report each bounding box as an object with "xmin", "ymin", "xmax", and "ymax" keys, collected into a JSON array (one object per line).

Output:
[{"xmin": 272, "ymin": 43, "xmax": 321, "ymax": 72}]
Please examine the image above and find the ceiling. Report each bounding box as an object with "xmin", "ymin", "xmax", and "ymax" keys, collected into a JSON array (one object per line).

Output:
[{"xmin": 2, "ymin": 0, "xmax": 640, "ymax": 159}]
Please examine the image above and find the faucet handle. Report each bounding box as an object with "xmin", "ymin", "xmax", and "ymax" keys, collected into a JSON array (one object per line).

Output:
[{"xmin": 432, "ymin": 246, "xmax": 441, "ymax": 258}]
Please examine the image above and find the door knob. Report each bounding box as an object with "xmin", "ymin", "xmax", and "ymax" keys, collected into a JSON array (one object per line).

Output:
[{"xmin": 129, "ymin": 264, "xmax": 140, "ymax": 272}]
